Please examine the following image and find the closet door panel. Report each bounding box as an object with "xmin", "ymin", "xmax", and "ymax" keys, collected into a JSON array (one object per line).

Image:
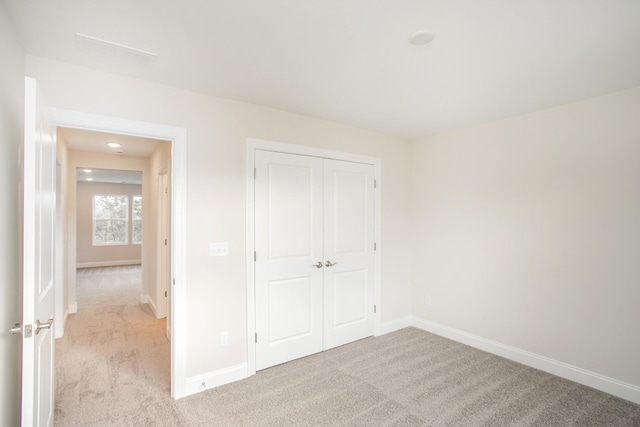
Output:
[
  {"xmin": 255, "ymin": 151, "xmax": 323, "ymax": 370},
  {"xmin": 323, "ymin": 159, "xmax": 375, "ymax": 350}
]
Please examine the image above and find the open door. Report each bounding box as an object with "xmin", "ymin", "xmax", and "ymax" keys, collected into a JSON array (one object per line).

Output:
[
  {"xmin": 20, "ymin": 77, "xmax": 57, "ymax": 426},
  {"xmin": 159, "ymin": 170, "xmax": 171, "ymax": 339}
]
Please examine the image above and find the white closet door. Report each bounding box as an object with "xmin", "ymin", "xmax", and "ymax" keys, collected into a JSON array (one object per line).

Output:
[
  {"xmin": 254, "ymin": 151, "xmax": 324, "ymax": 370},
  {"xmin": 323, "ymin": 159, "xmax": 375, "ymax": 349}
]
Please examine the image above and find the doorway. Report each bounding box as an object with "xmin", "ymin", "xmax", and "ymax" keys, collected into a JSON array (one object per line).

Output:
[
  {"xmin": 245, "ymin": 138, "xmax": 382, "ymax": 375},
  {"xmin": 52, "ymin": 109, "xmax": 189, "ymax": 398},
  {"xmin": 254, "ymin": 150, "xmax": 376, "ymax": 370},
  {"xmin": 57, "ymin": 130, "xmax": 171, "ymax": 408}
]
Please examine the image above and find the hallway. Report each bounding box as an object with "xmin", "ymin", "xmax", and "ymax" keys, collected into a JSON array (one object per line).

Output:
[{"xmin": 55, "ymin": 266, "xmax": 179, "ymax": 425}]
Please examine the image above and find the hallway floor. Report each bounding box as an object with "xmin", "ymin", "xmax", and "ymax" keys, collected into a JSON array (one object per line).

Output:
[{"xmin": 55, "ymin": 266, "xmax": 179, "ymax": 425}]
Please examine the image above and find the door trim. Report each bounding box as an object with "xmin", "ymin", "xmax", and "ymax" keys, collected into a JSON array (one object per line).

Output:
[
  {"xmin": 51, "ymin": 108, "xmax": 188, "ymax": 399},
  {"xmin": 245, "ymin": 138, "xmax": 382, "ymax": 376}
]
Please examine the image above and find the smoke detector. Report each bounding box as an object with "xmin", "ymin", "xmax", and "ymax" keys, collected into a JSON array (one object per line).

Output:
[{"xmin": 409, "ymin": 30, "xmax": 436, "ymax": 45}]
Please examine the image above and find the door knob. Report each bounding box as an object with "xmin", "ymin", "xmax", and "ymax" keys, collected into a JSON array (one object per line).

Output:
[
  {"xmin": 35, "ymin": 318, "xmax": 53, "ymax": 334},
  {"xmin": 10, "ymin": 323, "xmax": 22, "ymax": 335},
  {"xmin": 325, "ymin": 260, "xmax": 338, "ymax": 267},
  {"xmin": 312, "ymin": 261, "xmax": 323, "ymax": 268}
]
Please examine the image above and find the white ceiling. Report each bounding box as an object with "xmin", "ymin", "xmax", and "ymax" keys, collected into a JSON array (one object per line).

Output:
[
  {"xmin": 62, "ymin": 128, "xmax": 162, "ymax": 184},
  {"xmin": 5, "ymin": 0, "xmax": 640, "ymax": 138},
  {"xmin": 59, "ymin": 128, "xmax": 163, "ymax": 157}
]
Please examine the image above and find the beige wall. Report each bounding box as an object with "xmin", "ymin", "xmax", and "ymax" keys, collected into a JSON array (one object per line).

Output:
[
  {"xmin": 76, "ymin": 181, "xmax": 142, "ymax": 266},
  {"xmin": 55, "ymin": 132, "xmax": 70, "ymax": 337},
  {"xmin": 26, "ymin": 56, "xmax": 414, "ymax": 378},
  {"xmin": 411, "ymin": 86, "xmax": 640, "ymax": 387},
  {"xmin": 0, "ymin": 4, "xmax": 24, "ymax": 425}
]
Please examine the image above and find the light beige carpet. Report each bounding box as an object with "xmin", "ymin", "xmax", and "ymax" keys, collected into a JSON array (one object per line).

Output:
[{"xmin": 55, "ymin": 266, "xmax": 640, "ymax": 426}]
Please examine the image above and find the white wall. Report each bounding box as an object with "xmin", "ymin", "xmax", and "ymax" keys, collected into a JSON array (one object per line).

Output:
[
  {"xmin": 411, "ymin": 87, "xmax": 640, "ymax": 388},
  {"xmin": 27, "ymin": 56, "xmax": 414, "ymax": 379},
  {"xmin": 0, "ymin": 4, "xmax": 24, "ymax": 425},
  {"xmin": 76, "ymin": 181, "xmax": 142, "ymax": 266}
]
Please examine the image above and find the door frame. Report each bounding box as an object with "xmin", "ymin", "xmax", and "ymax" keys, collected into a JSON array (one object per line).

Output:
[
  {"xmin": 157, "ymin": 163, "xmax": 171, "ymax": 329},
  {"xmin": 245, "ymin": 138, "xmax": 382, "ymax": 376},
  {"xmin": 51, "ymin": 108, "xmax": 189, "ymax": 399}
]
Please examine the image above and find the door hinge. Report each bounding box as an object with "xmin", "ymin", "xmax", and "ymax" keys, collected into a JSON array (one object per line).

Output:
[
  {"xmin": 165, "ymin": 187, "xmax": 168, "ymax": 194},
  {"xmin": 164, "ymin": 238, "xmax": 167, "ymax": 246},
  {"xmin": 254, "ymin": 251, "xmax": 257, "ymax": 262},
  {"xmin": 374, "ymin": 242, "xmax": 377, "ymax": 251},
  {"xmin": 374, "ymin": 179, "xmax": 377, "ymax": 189},
  {"xmin": 373, "ymin": 305, "xmax": 377, "ymax": 314},
  {"xmin": 255, "ymin": 332, "xmax": 258, "ymax": 343},
  {"xmin": 172, "ymin": 278, "xmax": 175, "ymax": 285},
  {"xmin": 254, "ymin": 168, "xmax": 257, "ymax": 180},
  {"xmin": 165, "ymin": 291, "xmax": 167, "ymax": 297}
]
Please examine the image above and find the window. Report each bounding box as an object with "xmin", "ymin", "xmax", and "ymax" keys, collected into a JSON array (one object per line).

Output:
[
  {"xmin": 132, "ymin": 195, "xmax": 142, "ymax": 244},
  {"xmin": 93, "ymin": 194, "xmax": 129, "ymax": 245}
]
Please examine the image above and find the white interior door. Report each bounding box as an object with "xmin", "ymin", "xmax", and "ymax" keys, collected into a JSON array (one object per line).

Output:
[
  {"xmin": 323, "ymin": 160, "xmax": 375, "ymax": 349},
  {"xmin": 254, "ymin": 151, "xmax": 376, "ymax": 370},
  {"xmin": 254, "ymin": 151, "xmax": 324, "ymax": 370},
  {"xmin": 159, "ymin": 171, "xmax": 171, "ymax": 338},
  {"xmin": 21, "ymin": 77, "xmax": 56, "ymax": 427}
]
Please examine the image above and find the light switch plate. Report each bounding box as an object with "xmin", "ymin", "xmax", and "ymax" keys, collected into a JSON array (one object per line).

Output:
[{"xmin": 209, "ymin": 242, "xmax": 229, "ymax": 257}]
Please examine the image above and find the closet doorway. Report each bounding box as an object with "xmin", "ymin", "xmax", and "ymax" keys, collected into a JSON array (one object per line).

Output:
[{"xmin": 247, "ymin": 140, "xmax": 382, "ymax": 372}]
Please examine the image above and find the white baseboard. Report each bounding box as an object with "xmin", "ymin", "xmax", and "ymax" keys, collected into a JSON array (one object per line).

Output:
[
  {"xmin": 184, "ymin": 364, "xmax": 248, "ymax": 398},
  {"xmin": 378, "ymin": 316, "xmax": 413, "ymax": 335},
  {"xmin": 76, "ymin": 260, "xmax": 141, "ymax": 269},
  {"xmin": 412, "ymin": 317, "xmax": 640, "ymax": 405},
  {"xmin": 140, "ymin": 294, "xmax": 163, "ymax": 319},
  {"xmin": 68, "ymin": 301, "xmax": 77, "ymax": 314},
  {"xmin": 139, "ymin": 293, "xmax": 150, "ymax": 304}
]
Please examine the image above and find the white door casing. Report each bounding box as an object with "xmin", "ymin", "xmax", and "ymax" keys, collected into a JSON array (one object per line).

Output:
[
  {"xmin": 254, "ymin": 151, "xmax": 324, "ymax": 370},
  {"xmin": 254, "ymin": 149, "xmax": 377, "ymax": 370},
  {"xmin": 22, "ymin": 77, "xmax": 57, "ymax": 427},
  {"xmin": 51, "ymin": 109, "xmax": 188, "ymax": 398},
  {"xmin": 323, "ymin": 159, "xmax": 375, "ymax": 350}
]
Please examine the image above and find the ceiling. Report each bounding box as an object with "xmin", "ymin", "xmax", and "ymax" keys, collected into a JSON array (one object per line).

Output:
[
  {"xmin": 5, "ymin": 0, "xmax": 640, "ymax": 138},
  {"xmin": 61, "ymin": 128, "xmax": 163, "ymax": 185},
  {"xmin": 59, "ymin": 128, "xmax": 163, "ymax": 157}
]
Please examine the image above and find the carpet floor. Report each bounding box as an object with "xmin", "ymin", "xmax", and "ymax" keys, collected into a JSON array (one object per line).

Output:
[{"xmin": 55, "ymin": 266, "xmax": 640, "ymax": 426}]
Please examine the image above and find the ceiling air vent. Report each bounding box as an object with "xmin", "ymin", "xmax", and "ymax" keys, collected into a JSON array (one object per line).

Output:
[{"xmin": 75, "ymin": 33, "xmax": 157, "ymax": 66}]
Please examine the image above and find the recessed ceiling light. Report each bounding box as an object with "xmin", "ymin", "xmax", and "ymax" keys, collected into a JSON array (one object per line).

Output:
[
  {"xmin": 107, "ymin": 142, "xmax": 121, "ymax": 148},
  {"xmin": 85, "ymin": 177, "xmax": 94, "ymax": 181},
  {"xmin": 409, "ymin": 30, "xmax": 436, "ymax": 46},
  {"xmin": 83, "ymin": 169, "xmax": 92, "ymax": 173}
]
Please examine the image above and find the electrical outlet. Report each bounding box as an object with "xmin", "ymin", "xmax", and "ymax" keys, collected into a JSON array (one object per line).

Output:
[
  {"xmin": 425, "ymin": 295, "xmax": 432, "ymax": 306},
  {"xmin": 219, "ymin": 332, "xmax": 229, "ymax": 346}
]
